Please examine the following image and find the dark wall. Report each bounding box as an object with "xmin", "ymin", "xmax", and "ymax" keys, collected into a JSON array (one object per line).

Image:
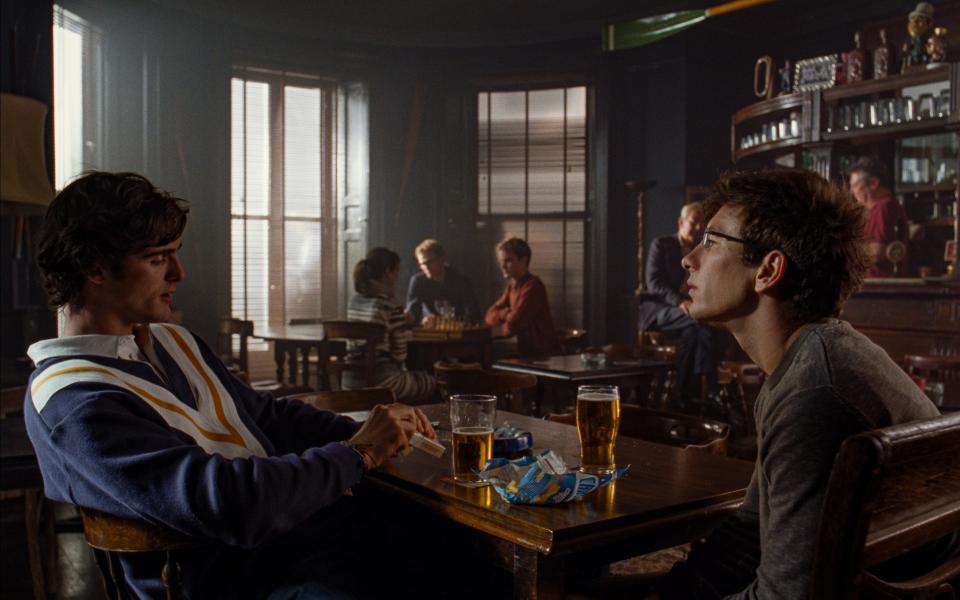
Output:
[{"xmin": 1, "ymin": 0, "xmax": 55, "ymax": 386}]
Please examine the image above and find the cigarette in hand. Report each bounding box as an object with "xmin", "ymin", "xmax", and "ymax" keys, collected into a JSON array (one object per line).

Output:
[{"xmin": 410, "ymin": 432, "xmax": 446, "ymax": 458}]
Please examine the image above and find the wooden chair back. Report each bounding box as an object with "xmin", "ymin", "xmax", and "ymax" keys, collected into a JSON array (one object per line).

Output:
[
  {"xmin": 323, "ymin": 321, "xmax": 387, "ymax": 388},
  {"xmin": 284, "ymin": 388, "xmax": 396, "ymax": 413},
  {"xmin": 217, "ymin": 318, "xmax": 253, "ymax": 378},
  {"xmin": 810, "ymin": 412, "xmax": 960, "ymax": 599},
  {"xmin": 546, "ymin": 405, "xmax": 729, "ymax": 455},
  {"xmin": 904, "ymin": 354, "xmax": 960, "ymax": 409},
  {"xmin": 80, "ymin": 507, "xmax": 203, "ymax": 600}
]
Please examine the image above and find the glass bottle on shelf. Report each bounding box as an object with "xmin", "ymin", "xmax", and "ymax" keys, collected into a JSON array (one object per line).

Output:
[
  {"xmin": 847, "ymin": 32, "xmax": 869, "ymax": 83},
  {"xmin": 873, "ymin": 28, "xmax": 895, "ymax": 79}
]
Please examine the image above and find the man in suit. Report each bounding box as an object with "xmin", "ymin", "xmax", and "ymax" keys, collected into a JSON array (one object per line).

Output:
[{"xmin": 638, "ymin": 202, "xmax": 719, "ymax": 405}]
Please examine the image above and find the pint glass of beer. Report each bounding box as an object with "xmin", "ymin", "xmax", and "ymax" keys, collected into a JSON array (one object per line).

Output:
[
  {"xmin": 576, "ymin": 384, "xmax": 621, "ymax": 474},
  {"xmin": 450, "ymin": 394, "xmax": 496, "ymax": 485}
]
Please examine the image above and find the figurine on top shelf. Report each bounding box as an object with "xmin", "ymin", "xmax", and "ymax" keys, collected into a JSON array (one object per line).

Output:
[
  {"xmin": 846, "ymin": 31, "xmax": 869, "ymax": 82},
  {"xmin": 902, "ymin": 2, "xmax": 934, "ymax": 71},
  {"xmin": 779, "ymin": 59, "xmax": 792, "ymax": 95},
  {"xmin": 926, "ymin": 27, "xmax": 948, "ymax": 64},
  {"xmin": 872, "ymin": 28, "xmax": 895, "ymax": 79}
]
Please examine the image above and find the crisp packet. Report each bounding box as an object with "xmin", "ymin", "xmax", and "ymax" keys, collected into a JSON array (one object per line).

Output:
[{"xmin": 478, "ymin": 449, "xmax": 628, "ymax": 504}]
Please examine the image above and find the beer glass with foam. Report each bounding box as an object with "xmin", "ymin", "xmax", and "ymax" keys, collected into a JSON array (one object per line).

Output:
[
  {"xmin": 576, "ymin": 384, "xmax": 621, "ymax": 474},
  {"xmin": 450, "ymin": 394, "xmax": 496, "ymax": 485}
]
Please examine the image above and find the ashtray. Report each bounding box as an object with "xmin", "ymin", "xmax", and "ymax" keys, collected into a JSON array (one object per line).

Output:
[
  {"xmin": 580, "ymin": 351, "xmax": 607, "ymax": 368},
  {"xmin": 493, "ymin": 422, "xmax": 534, "ymax": 456}
]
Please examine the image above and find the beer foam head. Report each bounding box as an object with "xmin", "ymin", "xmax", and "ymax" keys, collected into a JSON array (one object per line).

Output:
[{"xmin": 577, "ymin": 392, "xmax": 619, "ymax": 401}]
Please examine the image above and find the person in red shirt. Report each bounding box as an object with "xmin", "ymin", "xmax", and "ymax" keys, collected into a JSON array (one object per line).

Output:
[
  {"xmin": 848, "ymin": 157, "xmax": 908, "ymax": 277},
  {"xmin": 484, "ymin": 237, "xmax": 561, "ymax": 357}
]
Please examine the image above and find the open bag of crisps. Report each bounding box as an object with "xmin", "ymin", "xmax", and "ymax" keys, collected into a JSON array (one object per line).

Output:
[{"xmin": 478, "ymin": 449, "xmax": 628, "ymax": 505}]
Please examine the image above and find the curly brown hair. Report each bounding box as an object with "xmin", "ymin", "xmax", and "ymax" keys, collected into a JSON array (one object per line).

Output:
[
  {"xmin": 37, "ymin": 172, "xmax": 189, "ymax": 309},
  {"xmin": 703, "ymin": 169, "xmax": 871, "ymax": 325}
]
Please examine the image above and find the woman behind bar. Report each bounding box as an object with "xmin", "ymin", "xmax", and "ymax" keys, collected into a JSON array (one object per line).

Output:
[{"xmin": 344, "ymin": 247, "xmax": 437, "ymax": 403}]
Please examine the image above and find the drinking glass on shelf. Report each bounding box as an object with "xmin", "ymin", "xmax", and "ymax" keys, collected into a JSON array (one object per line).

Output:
[
  {"xmin": 918, "ymin": 93, "xmax": 935, "ymax": 119},
  {"xmin": 901, "ymin": 96, "xmax": 916, "ymax": 121},
  {"xmin": 576, "ymin": 385, "xmax": 621, "ymax": 475},
  {"xmin": 450, "ymin": 395, "xmax": 496, "ymax": 486},
  {"xmin": 936, "ymin": 90, "xmax": 951, "ymax": 117}
]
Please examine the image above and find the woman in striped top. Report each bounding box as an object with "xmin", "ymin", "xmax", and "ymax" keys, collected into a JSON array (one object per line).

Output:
[{"xmin": 344, "ymin": 247, "xmax": 437, "ymax": 403}]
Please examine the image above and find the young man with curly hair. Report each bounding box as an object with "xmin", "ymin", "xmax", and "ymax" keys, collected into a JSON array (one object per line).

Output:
[
  {"xmin": 25, "ymin": 171, "xmax": 435, "ymax": 599},
  {"xmin": 650, "ymin": 169, "xmax": 941, "ymax": 599}
]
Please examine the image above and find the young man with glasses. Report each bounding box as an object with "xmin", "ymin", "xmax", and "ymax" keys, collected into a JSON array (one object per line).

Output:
[{"xmin": 649, "ymin": 169, "xmax": 942, "ymax": 599}]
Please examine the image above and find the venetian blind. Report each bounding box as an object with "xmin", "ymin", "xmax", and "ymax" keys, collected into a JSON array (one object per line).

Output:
[
  {"xmin": 478, "ymin": 86, "xmax": 587, "ymax": 329},
  {"xmin": 231, "ymin": 71, "xmax": 349, "ymax": 379},
  {"xmin": 53, "ymin": 4, "xmax": 103, "ymax": 190}
]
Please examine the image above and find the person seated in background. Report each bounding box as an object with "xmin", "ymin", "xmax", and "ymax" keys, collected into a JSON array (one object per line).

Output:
[
  {"xmin": 484, "ymin": 237, "xmax": 561, "ymax": 357},
  {"xmin": 346, "ymin": 247, "xmax": 437, "ymax": 403},
  {"xmin": 26, "ymin": 172, "xmax": 435, "ymax": 600},
  {"xmin": 649, "ymin": 168, "xmax": 942, "ymax": 600},
  {"xmin": 638, "ymin": 202, "xmax": 720, "ymax": 405},
  {"xmin": 848, "ymin": 156, "xmax": 908, "ymax": 277},
  {"xmin": 405, "ymin": 238, "xmax": 481, "ymax": 325}
]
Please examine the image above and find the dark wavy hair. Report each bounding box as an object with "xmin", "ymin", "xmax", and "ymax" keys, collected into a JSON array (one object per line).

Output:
[
  {"xmin": 353, "ymin": 247, "xmax": 401, "ymax": 294},
  {"xmin": 703, "ymin": 169, "xmax": 871, "ymax": 325},
  {"xmin": 37, "ymin": 172, "xmax": 189, "ymax": 309}
]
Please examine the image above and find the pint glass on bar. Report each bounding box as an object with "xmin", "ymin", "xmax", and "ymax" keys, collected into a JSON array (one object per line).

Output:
[
  {"xmin": 576, "ymin": 385, "xmax": 621, "ymax": 474},
  {"xmin": 450, "ymin": 395, "xmax": 496, "ymax": 485}
]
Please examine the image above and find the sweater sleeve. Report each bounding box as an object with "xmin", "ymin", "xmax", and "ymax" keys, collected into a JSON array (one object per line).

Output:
[
  {"xmin": 485, "ymin": 286, "xmax": 511, "ymax": 326},
  {"xmin": 30, "ymin": 387, "xmax": 364, "ymax": 550},
  {"xmin": 405, "ymin": 274, "xmax": 425, "ymax": 322},
  {"xmin": 499, "ymin": 278, "xmax": 547, "ymax": 336}
]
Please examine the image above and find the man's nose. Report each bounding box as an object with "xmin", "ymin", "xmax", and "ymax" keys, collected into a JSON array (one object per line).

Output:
[
  {"xmin": 167, "ymin": 255, "xmax": 185, "ymax": 282},
  {"xmin": 681, "ymin": 248, "xmax": 697, "ymax": 271}
]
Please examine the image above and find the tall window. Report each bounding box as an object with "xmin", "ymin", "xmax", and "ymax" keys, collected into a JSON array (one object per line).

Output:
[
  {"xmin": 53, "ymin": 4, "xmax": 103, "ymax": 190},
  {"xmin": 230, "ymin": 70, "xmax": 347, "ymax": 360},
  {"xmin": 477, "ymin": 86, "xmax": 587, "ymax": 329}
]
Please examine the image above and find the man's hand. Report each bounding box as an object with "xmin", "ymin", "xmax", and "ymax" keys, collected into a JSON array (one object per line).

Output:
[
  {"xmin": 421, "ymin": 314, "xmax": 437, "ymax": 328},
  {"xmin": 347, "ymin": 404, "xmax": 436, "ymax": 469},
  {"xmin": 679, "ymin": 299, "xmax": 692, "ymax": 315}
]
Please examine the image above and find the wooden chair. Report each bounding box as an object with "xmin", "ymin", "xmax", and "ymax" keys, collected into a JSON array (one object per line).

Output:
[
  {"xmin": 546, "ymin": 404, "xmax": 730, "ymax": 455},
  {"xmin": 323, "ymin": 321, "xmax": 387, "ymax": 389},
  {"xmin": 217, "ymin": 318, "xmax": 253, "ymax": 382},
  {"xmin": 810, "ymin": 412, "xmax": 960, "ymax": 599},
  {"xmin": 904, "ymin": 354, "xmax": 960, "ymax": 410},
  {"xmin": 80, "ymin": 507, "xmax": 203, "ymax": 600},
  {"xmin": 434, "ymin": 361, "xmax": 537, "ymax": 414},
  {"xmin": 284, "ymin": 387, "xmax": 396, "ymax": 413},
  {"xmin": 288, "ymin": 317, "xmax": 325, "ymax": 325}
]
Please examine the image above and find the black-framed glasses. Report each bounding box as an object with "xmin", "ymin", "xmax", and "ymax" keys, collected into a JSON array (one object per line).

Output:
[{"xmin": 700, "ymin": 228, "xmax": 752, "ymax": 248}]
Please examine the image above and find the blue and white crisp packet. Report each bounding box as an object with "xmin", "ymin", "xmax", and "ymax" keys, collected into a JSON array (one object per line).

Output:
[{"xmin": 478, "ymin": 449, "xmax": 628, "ymax": 504}]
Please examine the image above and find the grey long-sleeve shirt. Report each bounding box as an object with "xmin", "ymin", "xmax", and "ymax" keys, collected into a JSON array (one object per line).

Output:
[{"xmin": 660, "ymin": 319, "xmax": 939, "ymax": 600}]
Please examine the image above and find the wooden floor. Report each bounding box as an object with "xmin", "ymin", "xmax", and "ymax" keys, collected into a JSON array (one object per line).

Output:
[{"xmin": 1, "ymin": 499, "xmax": 101, "ymax": 600}]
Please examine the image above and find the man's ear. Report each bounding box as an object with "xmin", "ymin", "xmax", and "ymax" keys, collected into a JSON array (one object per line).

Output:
[
  {"xmin": 86, "ymin": 264, "xmax": 107, "ymax": 285},
  {"xmin": 754, "ymin": 250, "xmax": 788, "ymax": 294}
]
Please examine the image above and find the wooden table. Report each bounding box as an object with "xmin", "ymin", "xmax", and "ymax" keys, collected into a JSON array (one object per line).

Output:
[
  {"xmin": 363, "ymin": 405, "xmax": 754, "ymax": 599},
  {"xmin": 493, "ymin": 355, "xmax": 673, "ymax": 413},
  {"xmin": 255, "ymin": 324, "xmax": 496, "ymax": 389}
]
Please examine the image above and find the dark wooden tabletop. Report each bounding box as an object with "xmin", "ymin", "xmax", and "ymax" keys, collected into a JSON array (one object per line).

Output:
[
  {"xmin": 254, "ymin": 324, "xmax": 327, "ymax": 343},
  {"xmin": 365, "ymin": 404, "xmax": 753, "ymax": 558},
  {"xmin": 493, "ymin": 354, "xmax": 672, "ymax": 382},
  {"xmin": 256, "ymin": 323, "xmax": 491, "ymax": 346}
]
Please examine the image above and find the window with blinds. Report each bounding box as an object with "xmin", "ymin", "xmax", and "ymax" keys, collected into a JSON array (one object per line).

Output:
[
  {"xmin": 477, "ymin": 86, "xmax": 587, "ymax": 329},
  {"xmin": 53, "ymin": 4, "xmax": 103, "ymax": 190},
  {"xmin": 231, "ymin": 71, "xmax": 345, "ymax": 372}
]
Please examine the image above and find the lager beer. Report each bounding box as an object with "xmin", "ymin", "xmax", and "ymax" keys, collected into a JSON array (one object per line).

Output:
[
  {"xmin": 576, "ymin": 386, "xmax": 621, "ymax": 474},
  {"xmin": 452, "ymin": 427, "xmax": 493, "ymax": 483},
  {"xmin": 449, "ymin": 394, "xmax": 496, "ymax": 486}
]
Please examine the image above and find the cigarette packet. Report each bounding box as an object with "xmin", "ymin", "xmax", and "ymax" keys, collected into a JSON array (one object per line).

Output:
[{"xmin": 410, "ymin": 432, "xmax": 445, "ymax": 458}]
